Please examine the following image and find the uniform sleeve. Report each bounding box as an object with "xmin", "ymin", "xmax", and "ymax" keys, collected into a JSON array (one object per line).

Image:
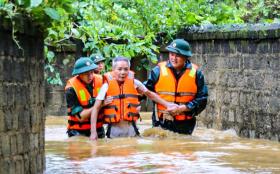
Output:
[
  {"xmin": 143, "ymin": 66, "xmax": 160, "ymax": 92},
  {"xmin": 65, "ymin": 87, "xmax": 83, "ymax": 115},
  {"xmin": 134, "ymin": 79, "xmax": 148, "ymax": 94},
  {"xmin": 96, "ymin": 83, "xmax": 108, "ymax": 101},
  {"xmin": 186, "ymin": 69, "xmax": 208, "ymax": 116}
]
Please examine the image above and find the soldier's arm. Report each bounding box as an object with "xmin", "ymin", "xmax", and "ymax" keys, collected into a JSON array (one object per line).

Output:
[
  {"xmin": 65, "ymin": 88, "xmax": 83, "ymax": 117},
  {"xmin": 89, "ymin": 99, "xmax": 103, "ymax": 141},
  {"xmin": 136, "ymin": 79, "xmax": 178, "ymax": 111}
]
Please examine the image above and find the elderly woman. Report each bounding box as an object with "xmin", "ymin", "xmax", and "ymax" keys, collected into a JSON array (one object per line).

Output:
[{"xmin": 88, "ymin": 56, "xmax": 178, "ymax": 140}]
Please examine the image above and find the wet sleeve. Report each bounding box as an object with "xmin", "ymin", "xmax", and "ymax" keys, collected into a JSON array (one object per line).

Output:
[
  {"xmin": 65, "ymin": 87, "xmax": 83, "ymax": 115},
  {"xmin": 186, "ymin": 70, "xmax": 208, "ymax": 116},
  {"xmin": 143, "ymin": 66, "xmax": 160, "ymax": 92}
]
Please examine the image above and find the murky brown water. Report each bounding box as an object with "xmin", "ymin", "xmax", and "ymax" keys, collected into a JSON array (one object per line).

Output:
[{"xmin": 45, "ymin": 114, "xmax": 280, "ymax": 174}]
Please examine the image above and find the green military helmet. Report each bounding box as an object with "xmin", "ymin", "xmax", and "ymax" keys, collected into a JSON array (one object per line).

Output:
[
  {"xmin": 91, "ymin": 53, "xmax": 106, "ymax": 64},
  {"xmin": 72, "ymin": 57, "xmax": 98, "ymax": 75},
  {"xmin": 166, "ymin": 39, "xmax": 192, "ymax": 57}
]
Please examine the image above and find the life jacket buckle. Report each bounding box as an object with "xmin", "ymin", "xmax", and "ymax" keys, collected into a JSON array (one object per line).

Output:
[
  {"xmin": 175, "ymin": 92, "xmax": 181, "ymax": 97},
  {"xmin": 118, "ymin": 94, "xmax": 125, "ymax": 99}
]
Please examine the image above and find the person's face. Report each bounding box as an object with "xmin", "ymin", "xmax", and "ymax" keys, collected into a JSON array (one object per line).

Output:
[
  {"xmin": 113, "ymin": 61, "xmax": 129, "ymax": 82},
  {"xmin": 79, "ymin": 70, "xmax": 94, "ymax": 84},
  {"xmin": 97, "ymin": 61, "xmax": 105, "ymax": 73},
  {"xmin": 169, "ymin": 52, "xmax": 186, "ymax": 70}
]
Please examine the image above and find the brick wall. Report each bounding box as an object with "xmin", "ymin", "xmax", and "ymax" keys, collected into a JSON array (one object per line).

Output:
[
  {"xmin": 176, "ymin": 24, "xmax": 280, "ymax": 141},
  {"xmin": 0, "ymin": 18, "xmax": 45, "ymax": 173}
]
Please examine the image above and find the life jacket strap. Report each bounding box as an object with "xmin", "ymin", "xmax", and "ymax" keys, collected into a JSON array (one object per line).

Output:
[
  {"xmin": 127, "ymin": 103, "xmax": 140, "ymax": 108},
  {"xmin": 128, "ymin": 112, "xmax": 140, "ymax": 117},
  {"xmin": 104, "ymin": 114, "xmax": 116, "ymax": 123},
  {"xmin": 112, "ymin": 94, "xmax": 138, "ymax": 99},
  {"xmin": 68, "ymin": 120, "xmax": 90, "ymax": 126},
  {"xmin": 103, "ymin": 105, "xmax": 118, "ymax": 111},
  {"xmin": 106, "ymin": 124, "xmax": 112, "ymax": 138},
  {"xmin": 132, "ymin": 121, "xmax": 140, "ymax": 137}
]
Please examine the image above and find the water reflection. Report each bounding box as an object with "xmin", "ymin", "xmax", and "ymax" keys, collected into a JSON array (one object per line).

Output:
[{"xmin": 45, "ymin": 116, "xmax": 280, "ymax": 174}]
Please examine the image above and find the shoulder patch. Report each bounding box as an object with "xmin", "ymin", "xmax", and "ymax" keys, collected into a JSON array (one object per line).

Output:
[
  {"xmin": 189, "ymin": 67, "xmax": 196, "ymax": 78},
  {"xmin": 79, "ymin": 90, "xmax": 87, "ymax": 101}
]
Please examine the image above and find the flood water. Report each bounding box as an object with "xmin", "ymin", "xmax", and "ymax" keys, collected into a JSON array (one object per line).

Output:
[{"xmin": 45, "ymin": 113, "xmax": 280, "ymax": 174}]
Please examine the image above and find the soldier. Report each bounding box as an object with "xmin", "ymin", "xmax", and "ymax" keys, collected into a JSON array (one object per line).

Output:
[
  {"xmin": 145, "ymin": 39, "xmax": 208, "ymax": 135},
  {"xmin": 91, "ymin": 54, "xmax": 106, "ymax": 74},
  {"xmin": 65, "ymin": 57, "xmax": 105, "ymax": 138}
]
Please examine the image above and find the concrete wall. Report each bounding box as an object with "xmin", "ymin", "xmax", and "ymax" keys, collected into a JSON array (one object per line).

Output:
[
  {"xmin": 0, "ymin": 18, "xmax": 45, "ymax": 173},
  {"xmin": 176, "ymin": 24, "xmax": 280, "ymax": 141}
]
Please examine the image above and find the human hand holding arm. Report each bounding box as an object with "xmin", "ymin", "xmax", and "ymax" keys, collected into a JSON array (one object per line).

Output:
[
  {"xmin": 103, "ymin": 96, "xmax": 113, "ymax": 106},
  {"xmin": 167, "ymin": 104, "xmax": 190, "ymax": 115},
  {"xmin": 79, "ymin": 93, "xmax": 110, "ymax": 121},
  {"xmin": 66, "ymin": 87, "xmax": 93, "ymax": 122},
  {"xmin": 136, "ymin": 79, "xmax": 179, "ymax": 112},
  {"xmin": 143, "ymin": 90, "xmax": 179, "ymax": 110},
  {"xmin": 79, "ymin": 107, "xmax": 94, "ymax": 122},
  {"xmin": 89, "ymin": 100, "xmax": 103, "ymax": 141}
]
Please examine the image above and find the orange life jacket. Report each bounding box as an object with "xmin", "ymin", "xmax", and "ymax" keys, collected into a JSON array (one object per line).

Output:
[
  {"xmin": 102, "ymin": 72, "xmax": 140, "ymax": 123},
  {"xmin": 65, "ymin": 75, "xmax": 103, "ymax": 130},
  {"xmin": 155, "ymin": 61, "xmax": 198, "ymax": 121}
]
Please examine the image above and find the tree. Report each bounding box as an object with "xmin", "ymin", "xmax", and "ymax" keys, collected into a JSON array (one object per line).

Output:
[{"xmin": 1, "ymin": 0, "xmax": 279, "ymax": 84}]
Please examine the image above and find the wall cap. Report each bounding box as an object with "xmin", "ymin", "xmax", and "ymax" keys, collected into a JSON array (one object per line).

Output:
[{"xmin": 178, "ymin": 23, "xmax": 280, "ymax": 40}]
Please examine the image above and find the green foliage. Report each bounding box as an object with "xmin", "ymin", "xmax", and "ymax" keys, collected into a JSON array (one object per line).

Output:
[
  {"xmin": 236, "ymin": 0, "xmax": 280, "ymax": 23},
  {"xmin": 45, "ymin": 69, "xmax": 63, "ymax": 85},
  {"xmin": 44, "ymin": 46, "xmax": 63, "ymax": 85},
  {"xmin": 1, "ymin": 0, "xmax": 279, "ymax": 85},
  {"xmin": 44, "ymin": 7, "xmax": 60, "ymax": 21},
  {"xmin": 15, "ymin": 0, "xmax": 42, "ymax": 7}
]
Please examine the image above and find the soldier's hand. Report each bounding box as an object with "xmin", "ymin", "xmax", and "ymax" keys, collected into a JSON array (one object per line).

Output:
[
  {"xmin": 166, "ymin": 103, "xmax": 179, "ymax": 114},
  {"xmin": 170, "ymin": 105, "xmax": 189, "ymax": 115}
]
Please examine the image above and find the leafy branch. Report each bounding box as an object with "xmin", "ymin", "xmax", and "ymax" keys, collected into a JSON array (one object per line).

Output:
[{"xmin": 1, "ymin": 0, "xmax": 279, "ymax": 85}]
